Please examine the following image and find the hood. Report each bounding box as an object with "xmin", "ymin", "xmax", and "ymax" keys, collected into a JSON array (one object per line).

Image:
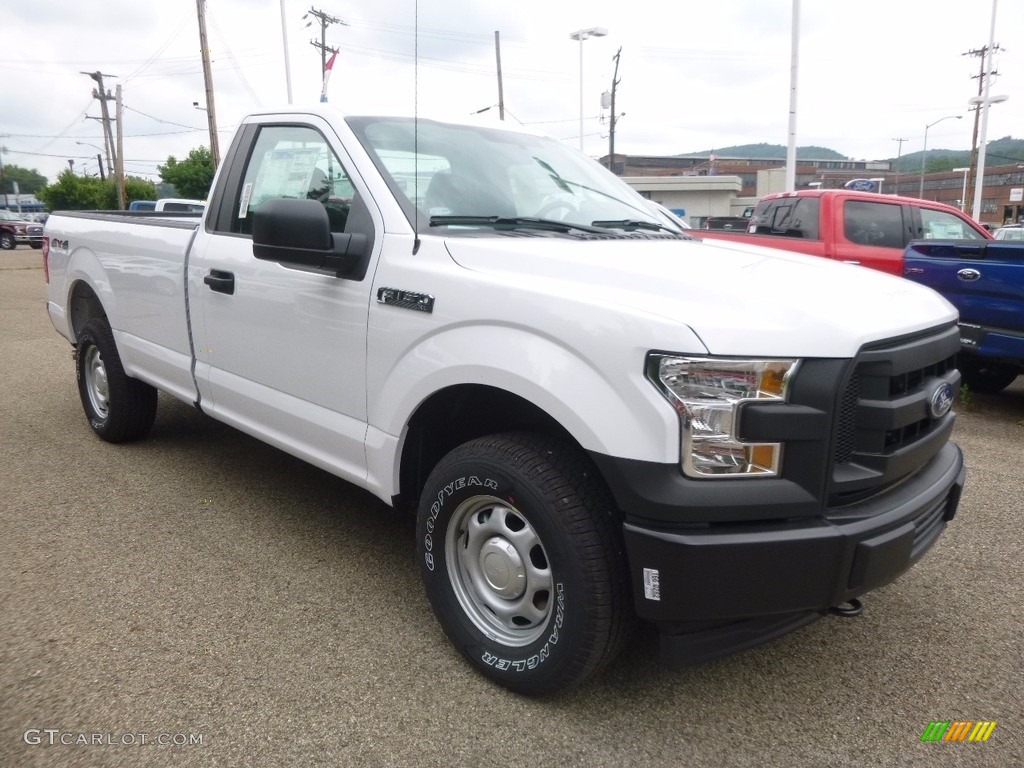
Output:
[{"xmin": 443, "ymin": 234, "xmax": 957, "ymax": 358}]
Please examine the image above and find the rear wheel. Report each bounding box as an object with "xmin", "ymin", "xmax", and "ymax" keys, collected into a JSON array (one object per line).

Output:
[
  {"xmin": 76, "ymin": 318, "xmax": 158, "ymax": 442},
  {"xmin": 417, "ymin": 432, "xmax": 632, "ymax": 695},
  {"xmin": 958, "ymin": 356, "xmax": 1021, "ymax": 394}
]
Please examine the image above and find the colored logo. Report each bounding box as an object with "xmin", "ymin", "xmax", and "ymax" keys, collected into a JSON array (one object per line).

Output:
[
  {"xmin": 844, "ymin": 178, "xmax": 879, "ymax": 192},
  {"xmin": 920, "ymin": 721, "xmax": 997, "ymax": 742},
  {"xmin": 928, "ymin": 381, "xmax": 955, "ymax": 419}
]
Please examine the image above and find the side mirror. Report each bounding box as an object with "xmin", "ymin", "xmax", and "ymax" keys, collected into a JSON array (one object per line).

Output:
[{"xmin": 252, "ymin": 198, "xmax": 367, "ymax": 278}]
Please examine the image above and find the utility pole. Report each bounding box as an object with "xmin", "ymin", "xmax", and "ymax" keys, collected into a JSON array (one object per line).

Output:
[
  {"xmin": 892, "ymin": 137, "xmax": 907, "ymax": 194},
  {"xmin": 607, "ymin": 47, "xmax": 622, "ymax": 173},
  {"xmin": 305, "ymin": 7, "xmax": 347, "ymax": 78},
  {"xmin": 962, "ymin": 44, "xmax": 999, "ymax": 215},
  {"xmin": 196, "ymin": 0, "xmax": 221, "ymax": 168},
  {"xmin": 971, "ymin": 0, "xmax": 1000, "ymax": 221},
  {"xmin": 82, "ymin": 71, "xmax": 117, "ymax": 176},
  {"xmin": 494, "ymin": 31, "xmax": 505, "ymax": 120},
  {"xmin": 115, "ymin": 85, "xmax": 127, "ymax": 210}
]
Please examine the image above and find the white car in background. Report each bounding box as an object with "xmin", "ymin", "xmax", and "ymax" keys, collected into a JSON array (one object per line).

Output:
[{"xmin": 993, "ymin": 225, "xmax": 1023, "ymax": 241}]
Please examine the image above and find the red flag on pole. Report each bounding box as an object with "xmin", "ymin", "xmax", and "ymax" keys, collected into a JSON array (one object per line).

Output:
[{"xmin": 320, "ymin": 50, "xmax": 337, "ymax": 103}]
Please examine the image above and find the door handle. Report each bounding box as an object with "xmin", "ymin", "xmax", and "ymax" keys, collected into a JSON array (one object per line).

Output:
[
  {"xmin": 956, "ymin": 268, "xmax": 981, "ymax": 282},
  {"xmin": 204, "ymin": 270, "xmax": 235, "ymax": 295}
]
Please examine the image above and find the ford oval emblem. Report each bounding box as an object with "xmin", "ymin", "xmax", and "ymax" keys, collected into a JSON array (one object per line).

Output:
[{"xmin": 929, "ymin": 382, "xmax": 954, "ymax": 419}]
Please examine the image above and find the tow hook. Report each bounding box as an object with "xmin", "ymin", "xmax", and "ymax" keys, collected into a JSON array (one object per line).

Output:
[{"xmin": 827, "ymin": 598, "xmax": 863, "ymax": 618}]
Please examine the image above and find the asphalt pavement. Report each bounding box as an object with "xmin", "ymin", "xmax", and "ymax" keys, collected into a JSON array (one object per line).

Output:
[{"xmin": 1, "ymin": 245, "xmax": 1021, "ymax": 767}]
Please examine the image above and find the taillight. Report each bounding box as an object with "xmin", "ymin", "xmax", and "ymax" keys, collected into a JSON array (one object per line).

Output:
[{"xmin": 42, "ymin": 236, "xmax": 50, "ymax": 283}]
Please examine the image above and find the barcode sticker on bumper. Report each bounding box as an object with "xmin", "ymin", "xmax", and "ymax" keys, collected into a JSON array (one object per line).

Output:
[{"xmin": 643, "ymin": 567, "xmax": 661, "ymax": 601}]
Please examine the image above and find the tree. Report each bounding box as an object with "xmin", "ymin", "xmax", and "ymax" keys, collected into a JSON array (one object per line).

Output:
[
  {"xmin": 36, "ymin": 171, "xmax": 109, "ymax": 210},
  {"xmin": 158, "ymin": 146, "xmax": 215, "ymax": 199},
  {"xmin": 36, "ymin": 172, "xmax": 156, "ymax": 211},
  {"xmin": 926, "ymin": 157, "xmax": 961, "ymax": 174},
  {"xmin": 1, "ymin": 163, "xmax": 49, "ymax": 195},
  {"xmin": 124, "ymin": 177, "xmax": 158, "ymax": 206}
]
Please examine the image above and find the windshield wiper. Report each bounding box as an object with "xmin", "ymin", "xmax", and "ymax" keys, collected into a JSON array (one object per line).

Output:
[
  {"xmin": 428, "ymin": 215, "xmax": 606, "ymax": 234},
  {"xmin": 592, "ymin": 219, "xmax": 679, "ymax": 233}
]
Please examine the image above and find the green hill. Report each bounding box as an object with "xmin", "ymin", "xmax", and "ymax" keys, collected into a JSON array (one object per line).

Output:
[
  {"xmin": 682, "ymin": 143, "xmax": 846, "ymax": 160},
  {"xmin": 891, "ymin": 136, "xmax": 1024, "ymax": 174},
  {"xmin": 681, "ymin": 137, "xmax": 1024, "ymax": 172}
]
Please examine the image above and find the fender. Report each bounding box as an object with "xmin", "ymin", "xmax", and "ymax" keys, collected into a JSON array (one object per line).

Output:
[
  {"xmin": 63, "ymin": 244, "xmax": 122, "ymax": 343},
  {"xmin": 370, "ymin": 322, "xmax": 692, "ymax": 468}
]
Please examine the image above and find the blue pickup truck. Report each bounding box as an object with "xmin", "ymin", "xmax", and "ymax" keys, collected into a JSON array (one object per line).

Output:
[{"xmin": 904, "ymin": 240, "xmax": 1023, "ymax": 393}]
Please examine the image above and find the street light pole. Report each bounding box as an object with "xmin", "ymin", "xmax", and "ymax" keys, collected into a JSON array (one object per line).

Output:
[
  {"xmin": 76, "ymin": 142, "xmax": 106, "ymax": 181},
  {"xmin": 952, "ymin": 167, "xmax": 970, "ymax": 211},
  {"xmin": 569, "ymin": 27, "xmax": 607, "ymax": 152},
  {"xmin": 969, "ymin": 93, "xmax": 1008, "ymax": 220},
  {"xmin": 919, "ymin": 114, "xmax": 962, "ymax": 199},
  {"xmin": 972, "ymin": 0, "xmax": 1000, "ymax": 221}
]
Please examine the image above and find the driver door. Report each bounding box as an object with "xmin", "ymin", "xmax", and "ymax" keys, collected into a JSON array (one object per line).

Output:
[{"xmin": 189, "ymin": 119, "xmax": 378, "ymax": 484}]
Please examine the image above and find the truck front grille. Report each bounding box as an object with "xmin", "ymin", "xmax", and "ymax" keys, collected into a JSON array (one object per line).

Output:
[{"xmin": 829, "ymin": 324, "xmax": 960, "ymax": 506}]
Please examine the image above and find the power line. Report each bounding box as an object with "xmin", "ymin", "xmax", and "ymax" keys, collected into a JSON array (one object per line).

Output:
[
  {"xmin": 123, "ymin": 105, "xmax": 204, "ymax": 131},
  {"xmin": 123, "ymin": 8, "xmax": 193, "ymax": 84},
  {"xmin": 206, "ymin": 7, "xmax": 263, "ymax": 107}
]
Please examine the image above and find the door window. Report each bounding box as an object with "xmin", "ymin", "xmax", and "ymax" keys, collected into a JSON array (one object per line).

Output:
[
  {"xmin": 230, "ymin": 125, "xmax": 355, "ymax": 235},
  {"xmin": 919, "ymin": 208, "xmax": 986, "ymax": 240},
  {"xmin": 748, "ymin": 197, "xmax": 820, "ymax": 239},
  {"xmin": 843, "ymin": 201, "xmax": 905, "ymax": 248}
]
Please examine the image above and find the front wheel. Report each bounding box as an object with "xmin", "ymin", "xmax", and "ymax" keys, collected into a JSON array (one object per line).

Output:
[
  {"xmin": 76, "ymin": 318, "xmax": 158, "ymax": 442},
  {"xmin": 417, "ymin": 433, "xmax": 632, "ymax": 695},
  {"xmin": 0, "ymin": 231, "xmax": 15, "ymax": 250}
]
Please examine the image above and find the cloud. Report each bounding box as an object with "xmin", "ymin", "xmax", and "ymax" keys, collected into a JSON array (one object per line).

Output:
[{"xmin": 2, "ymin": 0, "xmax": 1020, "ymax": 186}]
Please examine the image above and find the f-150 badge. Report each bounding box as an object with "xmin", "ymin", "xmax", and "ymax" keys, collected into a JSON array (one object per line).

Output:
[{"xmin": 377, "ymin": 288, "xmax": 435, "ymax": 313}]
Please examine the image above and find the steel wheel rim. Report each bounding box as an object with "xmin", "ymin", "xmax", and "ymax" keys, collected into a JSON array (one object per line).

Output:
[
  {"xmin": 445, "ymin": 494, "xmax": 553, "ymax": 647},
  {"xmin": 83, "ymin": 346, "xmax": 110, "ymax": 418}
]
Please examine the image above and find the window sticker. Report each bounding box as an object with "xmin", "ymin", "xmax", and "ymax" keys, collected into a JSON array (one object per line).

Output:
[{"xmin": 237, "ymin": 182, "xmax": 253, "ymax": 219}]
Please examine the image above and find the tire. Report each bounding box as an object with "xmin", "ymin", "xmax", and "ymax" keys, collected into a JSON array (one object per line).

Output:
[
  {"xmin": 30, "ymin": 242, "xmax": 43, "ymax": 249},
  {"xmin": 958, "ymin": 355, "xmax": 1021, "ymax": 394},
  {"xmin": 0, "ymin": 231, "xmax": 15, "ymax": 250},
  {"xmin": 417, "ymin": 432, "xmax": 632, "ymax": 695},
  {"xmin": 76, "ymin": 318, "xmax": 158, "ymax": 442}
]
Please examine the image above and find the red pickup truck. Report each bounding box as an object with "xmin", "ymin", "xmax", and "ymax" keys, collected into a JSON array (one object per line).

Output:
[{"xmin": 695, "ymin": 189, "xmax": 991, "ymax": 275}]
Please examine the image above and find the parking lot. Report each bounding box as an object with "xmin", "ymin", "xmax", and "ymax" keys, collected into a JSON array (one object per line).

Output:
[{"xmin": 1, "ymin": 245, "xmax": 1021, "ymax": 767}]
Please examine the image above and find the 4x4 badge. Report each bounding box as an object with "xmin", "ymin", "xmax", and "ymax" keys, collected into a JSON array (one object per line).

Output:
[{"xmin": 928, "ymin": 382, "xmax": 954, "ymax": 419}]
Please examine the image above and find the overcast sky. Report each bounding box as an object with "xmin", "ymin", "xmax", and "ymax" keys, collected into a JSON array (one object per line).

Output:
[{"xmin": 3, "ymin": 0, "xmax": 1021, "ymax": 185}]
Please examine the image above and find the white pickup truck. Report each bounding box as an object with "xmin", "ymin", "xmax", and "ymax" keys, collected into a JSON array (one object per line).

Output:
[{"xmin": 44, "ymin": 107, "xmax": 966, "ymax": 694}]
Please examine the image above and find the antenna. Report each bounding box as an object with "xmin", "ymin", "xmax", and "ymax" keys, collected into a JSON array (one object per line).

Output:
[{"xmin": 412, "ymin": 0, "xmax": 421, "ymax": 255}]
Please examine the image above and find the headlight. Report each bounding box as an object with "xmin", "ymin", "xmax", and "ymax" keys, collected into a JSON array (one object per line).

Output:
[{"xmin": 647, "ymin": 355, "xmax": 798, "ymax": 478}]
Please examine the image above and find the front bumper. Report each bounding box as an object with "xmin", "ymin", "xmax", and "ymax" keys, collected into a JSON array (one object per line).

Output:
[
  {"xmin": 18, "ymin": 226, "xmax": 44, "ymax": 246},
  {"xmin": 959, "ymin": 321, "xmax": 1024, "ymax": 364},
  {"xmin": 620, "ymin": 441, "xmax": 964, "ymax": 664}
]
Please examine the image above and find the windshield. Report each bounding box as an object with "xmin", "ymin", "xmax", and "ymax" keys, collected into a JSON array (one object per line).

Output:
[
  {"xmin": 0, "ymin": 210, "xmax": 26, "ymax": 222},
  {"xmin": 346, "ymin": 116, "xmax": 686, "ymax": 236}
]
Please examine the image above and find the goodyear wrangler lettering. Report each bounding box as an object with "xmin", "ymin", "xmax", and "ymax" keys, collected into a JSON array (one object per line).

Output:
[{"xmin": 481, "ymin": 583, "xmax": 565, "ymax": 672}]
